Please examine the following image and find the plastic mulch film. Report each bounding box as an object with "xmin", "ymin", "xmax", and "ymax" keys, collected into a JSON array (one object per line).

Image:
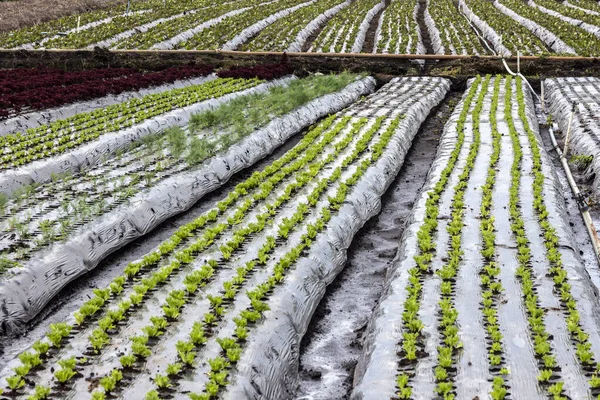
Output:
[
  {"xmin": 0, "ymin": 75, "xmax": 216, "ymax": 135},
  {"xmin": 523, "ymin": 78, "xmax": 600, "ymax": 393},
  {"xmin": 493, "ymin": 0, "xmax": 576, "ymax": 54},
  {"xmin": 458, "ymin": 0, "xmax": 511, "ymax": 56},
  {"xmin": 351, "ymin": 76, "xmax": 600, "ymax": 399},
  {"xmin": 545, "ymin": 77, "xmax": 600, "ymax": 195},
  {"xmin": 351, "ymin": 77, "xmax": 469, "ymax": 400},
  {"xmin": 412, "ymin": 0, "xmax": 427, "ymax": 55},
  {"xmin": 222, "ymin": 77, "xmax": 450, "ymax": 400},
  {"xmin": 424, "ymin": 0, "xmax": 445, "ymax": 55},
  {"xmin": 286, "ymin": 0, "xmax": 352, "ymax": 52},
  {"xmin": 0, "ymin": 78, "xmax": 292, "ymax": 198},
  {"xmin": 0, "ymin": 76, "xmax": 376, "ymax": 334},
  {"xmin": 351, "ymin": 1, "xmax": 386, "ymax": 53}
]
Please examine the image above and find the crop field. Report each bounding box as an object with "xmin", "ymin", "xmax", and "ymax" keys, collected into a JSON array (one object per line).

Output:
[
  {"xmin": 0, "ymin": 68, "xmax": 452, "ymax": 398},
  {"xmin": 0, "ymin": 58, "xmax": 599, "ymax": 400},
  {"xmin": 1, "ymin": 0, "xmax": 600, "ymax": 54},
  {"xmin": 351, "ymin": 74, "xmax": 600, "ymax": 400},
  {"xmin": 2, "ymin": 0, "xmax": 600, "ymax": 399}
]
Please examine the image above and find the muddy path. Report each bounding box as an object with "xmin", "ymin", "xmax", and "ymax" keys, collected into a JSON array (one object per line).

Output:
[
  {"xmin": 361, "ymin": 0, "xmax": 390, "ymax": 53},
  {"xmin": 295, "ymin": 90, "xmax": 461, "ymax": 400},
  {"xmin": 0, "ymin": 132, "xmax": 305, "ymax": 367},
  {"xmin": 416, "ymin": 0, "xmax": 433, "ymax": 54}
]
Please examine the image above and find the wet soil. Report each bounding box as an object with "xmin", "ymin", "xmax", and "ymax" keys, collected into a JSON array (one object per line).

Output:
[
  {"xmin": 0, "ymin": 132, "xmax": 305, "ymax": 367},
  {"xmin": 300, "ymin": 28, "xmax": 322, "ymax": 52},
  {"xmin": 416, "ymin": 0, "xmax": 433, "ymax": 55},
  {"xmin": 361, "ymin": 0, "xmax": 390, "ymax": 54},
  {"xmin": 295, "ymin": 90, "xmax": 461, "ymax": 400}
]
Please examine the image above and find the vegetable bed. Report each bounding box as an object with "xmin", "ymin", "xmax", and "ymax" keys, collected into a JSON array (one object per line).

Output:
[
  {"xmin": 224, "ymin": 76, "xmax": 450, "ymax": 398},
  {"xmin": 495, "ymin": 0, "xmax": 600, "ymax": 56},
  {"xmin": 308, "ymin": 0, "xmax": 384, "ymax": 53},
  {"xmin": 373, "ymin": 0, "xmax": 422, "ymax": 55},
  {"xmin": 0, "ymin": 74, "xmax": 452, "ymax": 400},
  {"xmin": 427, "ymin": 0, "xmax": 489, "ymax": 55},
  {"xmin": 3, "ymin": 0, "xmax": 600, "ymax": 54},
  {"xmin": 0, "ymin": 72, "xmax": 370, "ymax": 333},
  {"xmin": 353, "ymin": 75, "xmax": 600, "ymax": 400},
  {"xmin": 0, "ymin": 65, "xmax": 214, "ymax": 120},
  {"xmin": 545, "ymin": 77, "xmax": 600, "ymax": 195},
  {"xmin": 459, "ymin": 0, "xmax": 548, "ymax": 56}
]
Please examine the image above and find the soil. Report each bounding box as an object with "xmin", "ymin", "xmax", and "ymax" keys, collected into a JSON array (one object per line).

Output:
[
  {"xmin": 300, "ymin": 26, "xmax": 322, "ymax": 52},
  {"xmin": 0, "ymin": 0, "xmax": 127, "ymax": 33},
  {"xmin": 360, "ymin": 0, "xmax": 390, "ymax": 54},
  {"xmin": 416, "ymin": 0, "xmax": 433, "ymax": 55},
  {"xmin": 0, "ymin": 131, "xmax": 305, "ymax": 368},
  {"xmin": 295, "ymin": 90, "xmax": 462, "ymax": 400}
]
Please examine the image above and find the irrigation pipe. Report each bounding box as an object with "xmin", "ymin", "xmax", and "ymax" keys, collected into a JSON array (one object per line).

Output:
[
  {"xmin": 503, "ymin": 57, "xmax": 600, "ymax": 264},
  {"xmin": 464, "ymin": 14, "xmax": 497, "ymax": 56},
  {"xmin": 548, "ymin": 108, "xmax": 600, "ymax": 265},
  {"xmin": 562, "ymin": 102, "xmax": 576, "ymax": 158},
  {"xmin": 541, "ymin": 78, "xmax": 545, "ymax": 112},
  {"xmin": 500, "ymin": 55, "xmax": 540, "ymax": 102}
]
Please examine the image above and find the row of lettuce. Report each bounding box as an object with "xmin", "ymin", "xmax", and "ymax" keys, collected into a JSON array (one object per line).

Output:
[
  {"xmin": 0, "ymin": 63, "xmax": 293, "ymax": 168},
  {"xmin": 3, "ymin": 0, "xmax": 600, "ymax": 55},
  {"xmin": 343, "ymin": 75, "xmax": 600, "ymax": 400},
  {"xmin": 0, "ymin": 71, "xmax": 358, "ymax": 281},
  {"xmin": 0, "ymin": 63, "xmax": 293, "ymax": 120},
  {"xmin": 0, "ymin": 81, "xmax": 405, "ymax": 400},
  {"xmin": 0, "ymin": 65, "xmax": 214, "ymax": 119}
]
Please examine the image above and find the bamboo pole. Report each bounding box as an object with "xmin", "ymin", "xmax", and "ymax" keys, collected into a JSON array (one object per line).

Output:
[{"xmin": 0, "ymin": 48, "xmax": 598, "ymax": 62}]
